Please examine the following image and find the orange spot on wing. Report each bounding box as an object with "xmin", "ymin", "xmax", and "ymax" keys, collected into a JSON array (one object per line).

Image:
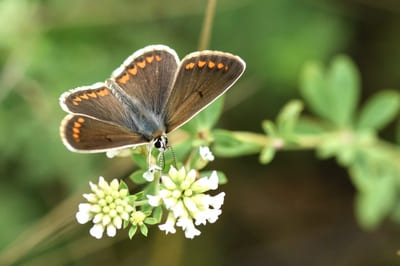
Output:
[
  {"xmin": 128, "ymin": 65, "xmax": 138, "ymax": 75},
  {"xmin": 217, "ymin": 63, "xmax": 224, "ymax": 69},
  {"xmin": 97, "ymin": 89, "xmax": 109, "ymax": 97},
  {"xmin": 73, "ymin": 96, "xmax": 82, "ymax": 102},
  {"xmin": 208, "ymin": 61, "xmax": 216, "ymax": 69},
  {"xmin": 80, "ymin": 94, "xmax": 89, "ymax": 100},
  {"xmin": 155, "ymin": 55, "xmax": 162, "ymax": 61},
  {"xmin": 72, "ymin": 128, "xmax": 80, "ymax": 134},
  {"xmin": 224, "ymin": 65, "xmax": 229, "ymax": 71},
  {"xmin": 185, "ymin": 62, "xmax": 195, "ymax": 70},
  {"xmin": 118, "ymin": 73, "xmax": 130, "ymax": 84},
  {"xmin": 88, "ymin": 92, "xmax": 97, "ymax": 98},
  {"xmin": 137, "ymin": 60, "xmax": 146, "ymax": 69},
  {"xmin": 73, "ymin": 101, "xmax": 79, "ymax": 106},
  {"xmin": 198, "ymin": 60, "xmax": 206, "ymax": 68},
  {"xmin": 77, "ymin": 117, "xmax": 85, "ymax": 123},
  {"xmin": 72, "ymin": 133, "xmax": 79, "ymax": 139},
  {"xmin": 146, "ymin": 56, "xmax": 154, "ymax": 63},
  {"xmin": 74, "ymin": 122, "xmax": 82, "ymax": 128}
]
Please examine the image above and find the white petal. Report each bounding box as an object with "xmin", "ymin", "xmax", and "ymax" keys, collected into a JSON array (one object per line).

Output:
[
  {"xmin": 159, "ymin": 189, "xmax": 171, "ymax": 198},
  {"xmin": 208, "ymin": 171, "xmax": 219, "ymax": 190},
  {"xmin": 110, "ymin": 179, "xmax": 119, "ymax": 190},
  {"xmin": 143, "ymin": 170, "xmax": 155, "ymax": 182},
  {"xmin": 76, "ymin": 211, "xmax": 91, "ymax": 224},
  {"xmin": 89, "ymin": 224, "xmax": 104, "ymax": 239},
  {"xmin": 102, "ymin": 215, "xmax": 111, "ymax": 226},
  {"xmin": 106, "ymin": 150, "xmax": 118, "ymax": 158},
  {"xmin": 78, "ymin": 203, "xmax": 91, "ymax": 212},
  {"xmin": 183, "ymin": 197, "xmax": 198, "ymax": 213},
  {"xmin": 171, "ymin": 201, "xmax": 186, "ymax": 218},
  {"xmin": 83, "ymin": 193, "xmax": 97, "ymax": 203},
  {"xmin": 206, "ymin": 209, "xmax": 222, "ymax": 223},
  {"xmin": 168, "ymin": 165, "xmax": 178, "ymax": 179},
  {"xmin": 209, "ymin": 192, "xmax": 225, "ymax": 209},
  {"xmin": 200, "ymin": 146, "xmax": 214, "ymax": 161},
  {"xmin": 93, "ymin": 213, "xmax": 103, "ymax": 223},
  {"xmin": 194, "ymin": 211, "xmax": 208, "ymax": 226},
  {"xmin": 113, "ymin": 216, "xmax": 122, "ymax": 229},
  {"xmin": 176, "ymin": 217, "xmax": 194, "ymax": 230},
  {"xmin": 159, "ymin": 214, "xmax": 176, "ymax": 234},
  {"xmin": 147, "ymin": 195, "xmax": 161, "ymax": 206},
  {"xmin": 191, "ymin": 177, "xmax": 211, "ymax": 193},
  {"xmin": 164, "ymin": 197, "xmax": 177, "ymax": 209},
  {"xmin": 106, "ymin": 224, "xmax": 117, "ymax": 237},
  {"xmin": 98, "ymin": 176, "xmax": 108, "ymax": 189},
  {"xmin": 184, "ymin": 225, "xmax": 201, "ymax": 239},
  {"xmin": 89, "ymin": 181, "xmax": 97, "ymax": 191},
  {"xmin": 161, "ymin": 176, "xmax": 176, "ymax": 190}
]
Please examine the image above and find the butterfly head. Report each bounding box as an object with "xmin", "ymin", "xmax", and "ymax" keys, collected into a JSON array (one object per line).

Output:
[{"xmin": 152, "ymin": 134, "xmax": 168, "ymax": 152}]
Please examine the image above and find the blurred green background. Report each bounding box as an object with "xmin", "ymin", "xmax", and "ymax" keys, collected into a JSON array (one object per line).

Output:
[{"xmin": 1, "ymin": 0, "xmax": 400, "ymax": 265}]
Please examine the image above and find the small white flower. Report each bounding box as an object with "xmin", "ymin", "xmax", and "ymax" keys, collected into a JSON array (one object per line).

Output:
[
  {"xmin": 143, "ymin": 165, "xmax": 162, "ymax": 182},
  {"xmin": 155, "ymin": 166, "xmax": 225, "ymax": 239},
  {"xmin": 106, "ymin": 148, "xmax": 133, "ymax": 158},
  {"xmin": 199, "ymin": 146, "xmax": 215, "ymax": 161},
  {"xmin": 158, "ymin": 212, "xmax": 176, "ymax": 235},
  {"xmin": 147, "ymin": 194, "xmax": 161, "ymax": 206},
  {"xmin": 76, "ymin": 176, "xmax": 134, "ymax": 239}
]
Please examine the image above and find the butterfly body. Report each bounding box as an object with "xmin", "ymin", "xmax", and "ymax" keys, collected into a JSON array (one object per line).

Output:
[{"xmin": 60, "ymin": 45, "xmax": 245, "ymax": 153}]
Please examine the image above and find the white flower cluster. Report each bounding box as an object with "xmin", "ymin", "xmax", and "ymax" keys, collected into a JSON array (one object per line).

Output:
[
  {"xmin": 76, "ymin": 176, "xmax": 133, "ymax": 239},
  {"xmin": 147, "ymin": 166, "xmax": 225, "ymax": 239}
]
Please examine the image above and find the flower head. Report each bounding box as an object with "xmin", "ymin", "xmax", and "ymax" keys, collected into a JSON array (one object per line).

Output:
[
  {"xmin": 76, "ymin": 176, "xmax": 133, "ymax": 239},
  {"xmin": 148, "ymin": 166, "xmax": 225, "ymax": 239},
  {"xmin": 199, "ymin": 146, "xmax": 215, "ymax": 161}
]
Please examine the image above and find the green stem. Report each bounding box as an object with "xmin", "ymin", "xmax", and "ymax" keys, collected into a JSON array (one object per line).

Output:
[{"xmin": 198, "ymin": 0, "xmax": 217, "ymax": 50}]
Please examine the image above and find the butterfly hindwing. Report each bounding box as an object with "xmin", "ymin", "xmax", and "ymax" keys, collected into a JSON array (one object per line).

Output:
[
  {"xmin": 111, "ymin": 45, "xmax": 180, "ymax": 116},
  {"xmin": 164, "ymin": 51, "xmax": 246, "ymax": 132},
  {"xmin": 60, "ymin": 114, "xmax": 148, "ymax": 152}
]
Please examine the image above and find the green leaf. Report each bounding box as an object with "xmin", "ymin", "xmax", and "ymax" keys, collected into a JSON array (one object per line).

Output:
[
  {"xmin": 259, "ymin": 146, "xmax": 275, "ymax": 164},
  {"xmin": 261, "ymin": 120, "xmax": 277, "ymax": 137},
  {"xmin": 152, "ymin": 206, "xmax": 163, "ymax": 222},
  {"xmin": 144, "ymin": 217, "xmax": 158, "ymax": 225},
  {"xmin": 299, "ymin": 61, "xmax": 331, "ymax": 121},
  {"xmin": 326, "ymin": 55, "xmax": 360, "ymax": 126},
  {"xmin": 139, "ymin": 224, "xmax": 148, "ymax": 236},
  {"xmin": 126, "ymin": 195, "xmax": 137, "ymax": 204},
  {"xmin": 182, "ymin": 97, "xmax": 224, "ymax": 134},
  {"xmin": 299, "ymin": 56, "xmax": 360, "ymax": 126},
  {"xmin": 294, "ymin": 117, "xmax": 328, "ymax": 135},
  {"xmin": 350, "ymin": 158, "xmax": 397, "ymax": 230},
  {"xmin": 129, "ymin": 225, "xmax": 138, "ymax": 239},
  {"xmin": 357, "ymin": 90, "xmax": 400, "ymax": 131},
  {"xmin": 276, "ymin": 100, "xmax": 303, "ymax": 136},
  {"xmin": 130, "ymin": 169, "xmax": 146, "ymax": 185},
  {"xmin": 131, "ymin": 153, "xmax": 148, "ymax": 169},
  {"xmin": 212, "ymin": 129, "xmax": 261, "ymax": 157},
  {"xmin": 133, "ymin": 191, "xmax": 145, "ymax": 200},
  {"xmin": 123, "ymin": 220, "xmax": 129, "ymax": 229},
  {"xmin": 119, "ymin": 180, "xmax": 128, "ymax": 190}
]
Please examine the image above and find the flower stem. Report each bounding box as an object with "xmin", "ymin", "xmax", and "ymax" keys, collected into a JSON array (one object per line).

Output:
[{"xmin": 198, "ymin": 0, "xmax": 217, "ymax": 50}]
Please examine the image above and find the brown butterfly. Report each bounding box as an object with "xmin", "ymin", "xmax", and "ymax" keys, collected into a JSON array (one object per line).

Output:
[{"xmin": 59, "ymin": 45, "xmax": 245, "ymax": 153}]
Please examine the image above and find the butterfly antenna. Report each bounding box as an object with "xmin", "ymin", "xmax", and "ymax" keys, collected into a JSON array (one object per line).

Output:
[
  {"xmin": 168, "ymin": 145, "xmax": 177, "ymax": 169},
  {"xmin": 157, "ymin": 151, "xmax": 165, "ymax": 170}
]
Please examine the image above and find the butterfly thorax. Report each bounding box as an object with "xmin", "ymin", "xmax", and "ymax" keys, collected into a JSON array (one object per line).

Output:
[{"xmin": 106, "ymin": 79, "xmax": 166, "ymax": 141}]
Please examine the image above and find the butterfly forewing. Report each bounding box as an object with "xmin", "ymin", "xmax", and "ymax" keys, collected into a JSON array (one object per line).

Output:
[
  {"xmin": 164, "ymin": 51, "xmax": 245, "ymax": 132},
  {"xmin": 111, "ymin": 45, "xmax": 180, "ymax": 116},
  {"xmin": 60, "ymin": 114, "xmax": 148, "ymax": 152},
  {"xmin": 60, "ymin": 83, "xmax": 134, "ymax": 129}
]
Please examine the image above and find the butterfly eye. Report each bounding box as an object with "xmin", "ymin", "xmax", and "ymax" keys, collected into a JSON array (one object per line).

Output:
[{"xmin": 154, "ymin": 139, "xmax": 162, "ymax": 149}]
